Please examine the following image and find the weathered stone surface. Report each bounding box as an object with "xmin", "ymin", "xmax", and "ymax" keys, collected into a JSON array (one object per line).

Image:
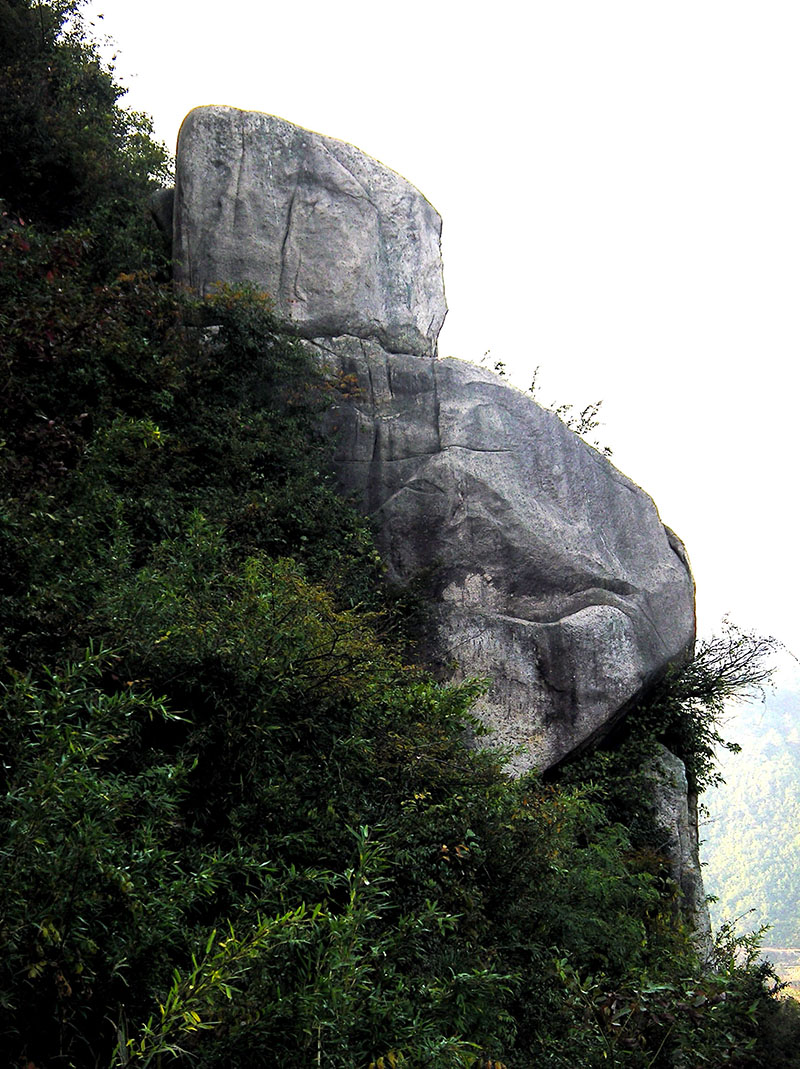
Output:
[
  {"xmin": 645, "ymin": 744, "xmax": 711, "ymax": 944},
  {"xmin": 317, "ymin": 337, "xmax": 696, "ymax": 773},
  {"xmin": 149, "ymin": 187, "xmax": 174, "ymax": 238},
  {"xmin": 173, "ymin": 106, "xmax": 446, "ymax": 358}
]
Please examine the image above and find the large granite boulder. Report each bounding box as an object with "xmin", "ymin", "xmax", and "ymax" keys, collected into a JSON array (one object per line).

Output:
[
  {"xmin": 172, "ymin": 106, "xmax": 702, "ymax": 923},
  {"xmin": 173, "ymin": 106, "xmax": 446, "ymax": 358},
  {"xmin": 172, "ymin": 105, "xmax": 696, "ymax": 774},
  {"xmin": 316, "ymin": 337, "xmax": 696, "ymax": 773}
]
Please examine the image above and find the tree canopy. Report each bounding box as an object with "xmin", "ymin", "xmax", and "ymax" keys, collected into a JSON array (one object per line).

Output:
[{"xmin": 0, "ymin": 0, "xmax": 170, "ymax": 274}]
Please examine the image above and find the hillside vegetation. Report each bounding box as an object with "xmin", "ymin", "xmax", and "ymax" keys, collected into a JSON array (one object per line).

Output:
[
  {"xmin": 704, "ymin": 685, "xmax": 800, "ymax": 949},
  {"xmin": 2, "ymin": 2, "xmax": 799, "ymax": 1065}
]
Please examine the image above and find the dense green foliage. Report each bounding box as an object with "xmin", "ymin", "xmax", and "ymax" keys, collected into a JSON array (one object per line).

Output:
[
  {"xmin": 2, "ymin": 2, "xmax": 799, "ymax": 1065},
  {"xmin": 0, "ymin": 0, "xmax": 170, "ymax": 276},
  {"xmin": 704, "ymin": 683, "xmax": 800, "ymax": 948}
]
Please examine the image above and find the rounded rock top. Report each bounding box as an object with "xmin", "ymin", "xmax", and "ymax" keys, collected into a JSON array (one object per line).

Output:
[{"xmin": 173, "ymin": 106, "xmax": 447, "ymax": 358}]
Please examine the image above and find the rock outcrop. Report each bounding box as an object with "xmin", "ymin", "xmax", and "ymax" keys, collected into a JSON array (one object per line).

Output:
[
  {"xmin": 171, "ymin": 108, "xmax": 701, "ymax": 925},
  {"xmin": 173, "ymin": 106, "xmax": 446, "ymax": 358},
  {"xmin": 646, "ymin": 744, "xmax": 711, "ymax": 947},
  {"xmin": 317, "ymin": 337, "xmax": 696, "ymax": 772},
  {"xmin": 171, "ymin": 104, "xmax": 696, "ymax": 774}
]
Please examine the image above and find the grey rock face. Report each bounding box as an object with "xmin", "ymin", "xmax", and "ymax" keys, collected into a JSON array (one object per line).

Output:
[
  {"xmin": 317, "ymin": 337, "xmax": 696, "ymax": 772},
  {"xmin": 645, "ymin": 745, "xmax": 711, "ymax": 945},
  {"xmin": 173, "ymin": 106, "xmax": 446, "ymax": 358},
  {"xmin": 149, "ymin": 187, "xmax": 174, "ymax": 238}
]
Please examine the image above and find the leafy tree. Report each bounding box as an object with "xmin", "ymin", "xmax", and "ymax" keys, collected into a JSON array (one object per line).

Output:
[
  {"xmin": 0, "ymin": 0, "xmax": 171, "ymax": 274},
  {"xmin": 650, "ymin": 622, "xmax": 778, "ymax": 792}
]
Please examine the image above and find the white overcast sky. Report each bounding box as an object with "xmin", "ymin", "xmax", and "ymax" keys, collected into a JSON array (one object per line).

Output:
[{"xmin": 84, "ymin": 0, "xmax": 800, "ymax": 676}]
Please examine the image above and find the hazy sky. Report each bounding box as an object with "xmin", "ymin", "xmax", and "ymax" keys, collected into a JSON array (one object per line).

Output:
[{"xmin": 84, "ymin": 0, "xmax": 800, "ymax": 672}]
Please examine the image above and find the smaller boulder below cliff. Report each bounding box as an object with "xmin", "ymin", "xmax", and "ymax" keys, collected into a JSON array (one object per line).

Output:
[
  {"xmin": 645, "ymin": 744, "xmax": 711, "ymax": 943},
  {"xmin": 173, "ymin": 106, "xmax": 446, "ymax": 358},
  {"xmin": 318, "ymin": 338, "xmax": 696, "ymax": 773}
]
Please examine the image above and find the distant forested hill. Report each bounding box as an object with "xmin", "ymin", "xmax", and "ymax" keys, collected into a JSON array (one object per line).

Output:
[{"xmin": 703, "ymin": 683, "xmax": 800, "ymax": 945}]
